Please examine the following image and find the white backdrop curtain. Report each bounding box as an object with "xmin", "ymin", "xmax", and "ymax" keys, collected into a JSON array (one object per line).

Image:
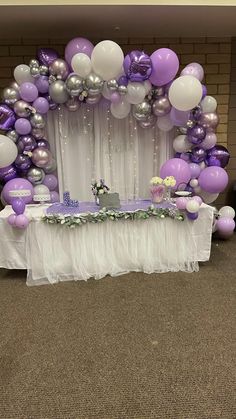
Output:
[{"xmin": 46, "ymin": 99, "xmax": 174, "ymax": 201}]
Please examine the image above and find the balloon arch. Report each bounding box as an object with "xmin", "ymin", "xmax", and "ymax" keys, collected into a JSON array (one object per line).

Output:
[{"xmin": 0, "ymin": 37, "xmax": 234, "ymax": 235}]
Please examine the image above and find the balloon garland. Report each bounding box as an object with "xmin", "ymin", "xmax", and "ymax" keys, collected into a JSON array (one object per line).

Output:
[{"xmin": 0, "ymin": 37, "xmax": 234, "ymax": 236}]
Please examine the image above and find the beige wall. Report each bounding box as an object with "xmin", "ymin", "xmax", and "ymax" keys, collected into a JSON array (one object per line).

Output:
[{"xmin": 0, "ymin": 36, "xmax": 233, "ymax": 205}]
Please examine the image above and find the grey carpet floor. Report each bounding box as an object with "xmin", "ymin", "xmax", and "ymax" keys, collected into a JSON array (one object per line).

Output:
[{"xmin": 0, "ymin": 236, "xmax": 236, "ymax": 419}]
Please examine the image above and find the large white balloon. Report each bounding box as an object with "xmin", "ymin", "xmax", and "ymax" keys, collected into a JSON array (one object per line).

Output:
[
  {"xmin": 173, "ymin": 135, "xmax": 191, "ymax": 153},
  {"xmin": 0, "ymin": 134, "xmax": 18, "ymax": 168},
  {"xmin": 91, "ymin": 40, "xmax": 124, "ymax": 81},
  {"xmin": 71, "ymin": 53, "xmax": 92, "ymax": 78},
  {"xmin": 110, "ymin": 99, "xmax": 131, "ymax": 119},
  {"xmin": 14, "ymin": 64, "xmax": 35, "ymax": 85},
  {"xmin": 199, "ymin": 190, "xmax": 219, "ymax": 204},
  {"xmin": 169, "ymin": 75, "xmax": 202, "ymax": 111},
  {"xmin": 219, "ymin": 206, "xmax": 235, "ymax": 219},
  {"xmin": 201, "ymin": 95, "xmax": 217, "ymax": 113},
  {"xmin": 157, "ymin": 114, "xmax": 174, "ymax": 132},
  {"xmin": 126, "ymin": 82, "xmax": 146, "ymax": 105}
]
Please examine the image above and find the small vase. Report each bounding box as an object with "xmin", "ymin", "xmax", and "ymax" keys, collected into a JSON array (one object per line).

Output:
[
  {"xmin": 165, "ymin": 187, "xmax": 172, "ymax": 203},
  {"xmin": 150, "ymin": 185, "xmax": 165, "ymax": 204}
]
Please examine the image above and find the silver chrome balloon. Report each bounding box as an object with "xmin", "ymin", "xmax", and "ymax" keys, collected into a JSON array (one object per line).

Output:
[
  {"xmin": 65, "ymin": 97, "xmax": 80, "ymax": 111},
  {"xmin": 14, "ymin": 100, "xmax": 32, "ymax": 118},
  {"xmin": 118, "ymin": 85, "xmax": 127, "ymax": 95},
  {"xmin": 65, "ymin": 74, "xmax": 83, "ymax": 97},
  {"xmin": 9, "ymin": 81, "xmax": 20, "ymax": 91},
  {"xmin": 29, "ymin": 59, "xmax": 39, "ymax": 68},
  {"xmin": 152, "ymin": 87, "xmax": 165, "ymax": 98},
  {"xmin": 186, "ymin": 119, "xmax": 195, "ymax": 128},
  {"xmin": 86, "ymin": 94, "xmax": 101, "ymax": 105},
  {"xmin": 107, "ymin": 79, "xmax": 118, "ymax": 91},
  {"xmin": 31, "ymin": 127, "xmax": 45, "ymax": 139},
  {"xmin": 44, "ymin": 158, "xmax": 57, "ymax": 174},
  {"xmin": 39, "ymin": 65, "xmax": 49, "ymax": 76},
  {"xmin": 84, "ymin": 73, "xmax": 104, "ymax": 96},
  {"xmin": 30, "ymin": 113, "xmax": 46, "ymax": 129},
  {"xmin": 6, "ymin": 130, "xmax": 19, "ymax": 143},
  {"xmin": 133, "ymin": 100, "xmax": 152, "ymax": 121},
  {"xmin": 49, "ymin": 59, "xmax": 69, "ymax": 81},
  {"xmin": 3, "ymin": 87, "xmax": 20, "ymax": 105},
  {"xmin": 139, "ymin": 114, "xmax": 157, "ymax": 129},
  {"xmin": 152, "ymin": 96, "xmax": 171, "ymax": 117},
  {"xmin": 49, "ymin": 80, "xmax": 69, "ymax": 104},
  {"xmin": 30, "ymin": 66, "xmax": 40, "ymax": 78},
  {"xmin": 27, "ymin": 167, "xmax": 45, "ymax": 185}
]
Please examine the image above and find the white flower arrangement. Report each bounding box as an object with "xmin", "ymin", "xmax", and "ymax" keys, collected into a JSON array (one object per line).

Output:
[{"xmin": 91, "ymin": 179, "xmax": 110, "ymax": 196}]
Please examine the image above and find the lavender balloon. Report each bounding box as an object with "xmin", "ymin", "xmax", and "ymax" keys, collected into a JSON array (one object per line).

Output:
[
  {"xmin": 191, "ymin": 147, "xmax": 207, "ymax": 164},
  {"xmin": 19, "ymin": 82, "xmax": 38, "ymax": 102},
  {"xmin": 35, "ymin": 76, "xmax": 49, "ymax": 94},
  {"xmin": 37, "ymin": 48, "xmax": 59, "ymax": 66},
  {"xmin": 181, "ymin": 63, "xmax": 204, "ymax": 81},
  {"xmin": 0, "ymin": 104, "xmax": 16, "ymax": 130},
  {"xmin": 65, "ymin": 37, "xmax": 94, "ymax": 64},
  {"xmin": 7, "ymin": 213, "xmax": 17, "ymax": 226},
  {"xmin": 15, "ymin": 214, "xmax": 29, "ymax": 229},
  {"xmin": 150, "ymin": 48, "xmax": 179, "ymax": 86},
  {"xmin": 2, "ymin": 178, "xmax": 34, "ymax": 204},
  {"xmin": 180, "ymin": 152, "xmax": 191, "ymax": 162},
  {"xmin": 0, "ymin": 164, "xmax": 17, "ymax": 182},
  {"xmin": 217, "ymin": 217, "xmax": 235, "ymax": 238},
  {"xmin": 124, "ymin": 50, "xmax": 152, "ymax": 82},
  {"xmin": 17, "ymin": 135, "xmax": 37, "ymax": 153},
  {"xmin": 189, "ymin": 162, "xmax": 201, "ymax": 179},
  {"xmin": 42, "ymin": 174, "xmax": 58, "ymax": 191},
  {"xmin": 15, "ymin": 154, "xmax": 32, "ymax": 171},
  {"xmin": 187, "ymin": 125, "xmax": 206, "ymax": 145},
  {"xmin": 198, "ymin": 166, "xmax": 228, "ymax": 193},
  {"xmin": 15, "ymin": 118, "xmax": 31, "ymax": 135},
  {"xmin": 160, "ymin": 158, "xmax": 191, "ymax": 190},
  {"xmin": 50, "ymin": 191, "xmax": 60, "ymax": 203},
  {"xmin": 170, "ymin": 107, "xmax": 190, "ymax": 126},
  {"xmin": 202, "ymin": 85, "xmax": 207, "ymax": 99},
  {"xmin": 12, "ymin": 198, "xmax": 25, "ymax": 215},
  {"xmin": 205, "ymin": 145, "xmax": 230, "ymax": 168},
  {"xmin": 33, "ymin": 97, "xmax": 49, "ymax": 114}
]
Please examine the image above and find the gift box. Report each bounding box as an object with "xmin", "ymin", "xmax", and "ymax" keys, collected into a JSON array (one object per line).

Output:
[{"xmin": 99, "ymin": 193, "xmax": 120, "ymax": 209}]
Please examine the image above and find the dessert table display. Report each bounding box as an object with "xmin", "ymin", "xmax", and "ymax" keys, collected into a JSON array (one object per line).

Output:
[{"xmin": 0, "ymin": 200, "xmax": 214, "ymax": 286}]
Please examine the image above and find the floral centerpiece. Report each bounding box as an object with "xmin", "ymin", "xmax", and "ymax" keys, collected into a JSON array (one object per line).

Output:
[
  {"xmin": 91, "ymin": 179, "xmax": 110, "ymax": 204},
  {"xmin": 150, "ymin": 176, "xmax": 176, "ymax": 203}
]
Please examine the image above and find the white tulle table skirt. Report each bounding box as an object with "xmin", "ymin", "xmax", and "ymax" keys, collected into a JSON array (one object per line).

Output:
[{"xmin": 0, "ymin": 204, "xmax": 214, "ymax": 286}]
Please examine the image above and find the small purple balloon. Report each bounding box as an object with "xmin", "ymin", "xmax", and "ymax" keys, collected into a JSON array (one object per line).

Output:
[
  {"xmin": 205, "ymin": 145, "xmax": 230, "ymax": 168},
  {"xmin": 187, "ymin": 124, "xmax": 206, "ymax": 145},
  {"xmin": 124, "ymin": 50, "xmax": 152, "ymax": 82},
  {"xmin": 33, "ymin": 97, "xmax": 49, "ymax": 114},
  {"xmin": 118, "ymin": 75, "xmax": 128, "ymax": 86},
  {"xmin": 181, "ymin": 63, "xmax": 204, "ymax": 82},
  {"xmin": 193, "ymin": 195, "xmax": 203, "ymax": 206},
  {"xmin": 37, "ymin": 48, "xmax": 59, "ymax": 66},
  {"xmin": 12, "ymin": 198, "xmax": 25, "ymax": 215},
  {"xmin": 35, "ymin": 76, "xmax": 49, "ymax": 94},
  {"xmin": 150, "ymin": 48, "xmax": 179, "ymax": 87},
  {"xmin": 170, "ymin": 107, "xmax": 189, "ymax": 126},
  {"xmin": 191, "ymin": 147, "xmax": 207, "ymax": 164},
  {"xmin": 7, "ymin": 213, "xmax": 17, "ymax": 226},
  {"xmin": 217, "ymin": 217, "xmax": 235, "ymax": 238},
  {"xmin": 189, "ymin": 162, "xmax": 201, "ymax": 179},
  {"xmin": 180, "ymin": 152, "xmax": 191, "ymax": 163},
  {"xmin": 15, "ymin": 154, "xmax": 32, "ymax": 171},
  {"xmin": 17, "ymin": 135, "xmax": 37, "ymax": 153},
  {"xmin": 36, "ymin": 139, "xmax": 50, "ymax": 149},
  {"xmin": 202, "ymin": 85, "xmax": 207, "ymax": 99},
  {"xmin": 15, "ymin": 214, "xmax": 30, "ymax": 229},
  {"xmin": 187, "ymin": 211, "xmax": 199, "ymax": 220},
  {"xmin": 42, "ymin": 174, "xmax": 58, "ymax": 191},
  {"xmin": 50, "ymin": 190, "xmax": 60, "ymax": 203},
  {"xmin": 19, "ymin": 82, "xmax": 38, "ymax": 103},
  {"xmin": 110, "ymin": 92, "xmax": 120, "ymax": 104},
  {"xmin": 0, "ymin": 164, "xmax": 17, "ymax": 183},
  {"xmin": 15, "ymin": 118, "xmax": 31, "ymax": 135},
  {"xmin": 0, "ymin": 104, "xmax": 16, "ymax": 130},
  {"xmin": 65, "ymin": 37, "xmax": 94, "ymax": 65}
]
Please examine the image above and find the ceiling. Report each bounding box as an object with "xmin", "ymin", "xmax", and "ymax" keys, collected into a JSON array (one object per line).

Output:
[{"xmin": 0, "ymin": 5, "xmax": 236, "ymax": 39}]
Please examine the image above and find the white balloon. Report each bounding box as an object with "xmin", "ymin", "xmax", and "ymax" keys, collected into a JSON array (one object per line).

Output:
[
  {"xmin": 0, "ymin": 134, "xmax": 18, "ymax": 168},
  {"xmin": 201, "ymin": 95, "xmax": 217, "ymax": 113},
  {"xmin": 173, "ymin": 135, "xmax": 191, "ymax": 153},
  {"xmin": 14, "ymin": 64, "xmax": 35, "ymax": 85},
  {"xmin": 71, "ymin": 53, "xmax": 92, "ymax": 78},
  {"xmin": 190, "ymin": 178, "xmax": 198, "ymax": 188},
  {"xmin": 126, "ymin": 82, "xmax": 146, "ymax": 105},
  {"xmin": 186, "ymin": 199, "xmax": 200, "ymax": 213},
  {"xmin": 219, "ymin": 206, "xmax": 235, "ymax": 219},
  {"xmin": 91, "ymin": 40, "xmax": 124, "ymax": 81},
  {"xmin": 200, "ymin": 190, "xmax": 219, "ymax": 204},
  {"xmin": 110, "ymin": 99, "xmax": 131, "ymax": 119},
  {"xmin": 199, "ymin": 161, "xmax": 207, "ymax": 171},
  {"xmin": 193, "ymin": 186, "xmax": 202, "ymax": 195},
  {"xmin": 157, "ymin": 114, "xmax": 174, "ymax": 132},
  {"xmin": 102, "ymin": 82, "xmax": 112, "ymax": 99},
  {"xmin": 169, "ymin": 75, "xmax": 202, "ymax": 111},
  {"xmin": 143, "ymin": 80, "xmax": 152, "ymax": 95}
]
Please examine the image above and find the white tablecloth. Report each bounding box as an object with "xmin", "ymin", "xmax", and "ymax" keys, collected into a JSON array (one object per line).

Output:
[{"xmin": 0, "ymin": 203, "xmax": 214, "ymax": 286}]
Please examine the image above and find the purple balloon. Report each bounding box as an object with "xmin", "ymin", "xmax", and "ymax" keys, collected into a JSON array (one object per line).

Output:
[
  {"xmin": 205, "ymin": 145, "xmax": 230, "ymax": 168},
  {"xmin": 187, "ymin": 125, "xmax": 206, "ymax": 145},
  {"xmin": 189, "ymin": 162, "xmax": 201, "ymax": 179},
  {"xmin": 170, "ymin": 107, "xmax": 189, "ymax": 126},
  {"xmin": 2, "ymin": 178, "xmax": 34, "ymax": 204},
  {"xmin": 118, "ymin": 75, "xmax": 128, "ymax": 86},
  {"xmin": 187, "ymin": 211, "xmax": 199, "ymax": 220},
  {"xmin": 191, "ymin": 147, "xmax": 207, "ymax": 164},
  {"xmin": 217, "ymin": 217, "xmax": 235, "ymax": 237},
  {"xmin": 176, "ymin": 197, "xmax": 187, "ymax": 210},
  {"xmin": 175, "ymin": 152, "xmax": 181, "ymax": 158},
  {"xmin": 42, "ymin": 174, "xmax": 58, "ymax": 191},
  {"xmin": 65, "ymin": 37, "xmax": 94, "ymax": 65},
  {"xmin": 7, "ymin": 213, "xmax": 17, "ymax": 226},
  {"xmin": 50, "ymin": 190, "xmax": 60, "ymax": 203},
  {"xmin": 198, "ymin": 166, "xmax": 228, "ymax": 193},
  {"xmin": 180, "ymin": 152, "xmax": 191, "ymax": 162},
  {"xmin": 124, "ymin": 50, "xmax": 152, "ymax": 82},
  {"xmin": 19, "ymin": 83, "xmax": 38, "ymax": 103},
  {"xmin": 160, "ymin": 158, "xmax": 191, "ymax": 190},
  {"xmin": 193, "ymin": 195, "xmax": 203, "ymax": 206},
  {"xmin": 33, "ymin": 97, "xmax": 49, "ymax": 114},
  {"xmin": 150, "ymin": 48, "xmax": 179, "ymax": 87},
  {"xmin": 0, "ymin": 164, "xmax": 17, "ymax": 183},
  {"xmin": 15, "ymin": 118, "xmax": 31, "ymax": 135},
  {"xmin": 37, "ymin": 48, "xmax": 59, "ymax": 66},
  {"xmin": 201, "ymin": 132, "xmax": 217, "ymax": 150},
  {"xmin": 15, "ymin": 214, "xmax": 30, "ymax": 229},
  {"xmin": 202, "ymin": 85, "xmax": 207, "ymax": 99},
  {"xmin": 36, "ymin": 139, "xmax": 50, "ymax": 149},
  {"xmin": 181, "ymin": 63, "xmax": 204, "ymax": 81},
  {"xmin": 12, "ymin": 198, "xmax": 25, "ymax": 215},
  {"xmin": 15, "ymin": 154, "xmax": 32, "ymax": 171},
  {"xmin": 35, "ymin": 76, "xmax": 49, "ymax": 94},
  {"xmin": 0, "ymin": 104, "xmax": 16, "ymax": 130},
  {"xmin": 17, "ymin": 135, "xmax": 37, "ymax": 153}
]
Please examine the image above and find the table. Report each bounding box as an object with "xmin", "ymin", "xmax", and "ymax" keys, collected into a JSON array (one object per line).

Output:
[{"xmin": 0, "ymin": 202, "xmax": 214, "ymax": 286}]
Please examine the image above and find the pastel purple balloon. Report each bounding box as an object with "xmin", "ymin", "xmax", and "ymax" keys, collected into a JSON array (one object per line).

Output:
[
  {"xmin": 189, "ymin": 162, "xmax": 201, "ymax": 179},
  {"xmin": 65, "ymin": 37, "xmax": 94, "ymax": 65},
  {"xmin": 42, "ymin": 174, "xmax": 58, "ymax": 191},
  {"xmin": 17, "ymin": 135, "xmax": 37, "ymax": 153},
  {"xmin": 50, "ymin": 191, "xmax": 60, "ymax": 203},
  {"xmin": 181, "ymin": 63, "xmax": 204, "ymax": 81},
  {"xmin": 7, "ymin": 213, "xmax": 17, "ymax": 226},
  {"xmin": 202, "ymin": 85, "xmax": 207, "ymax": 99},
  {"xmin": 217, "ymin": 217, "xmax": 235, "ymax": 237},
  {"xmin": 176, "ymin": 197, "xmax": 187, "ymax": 210},
  {"xmin": 205, "ymin": 145, "xmax": 230, "ymax": 168},
  {"xmin": 15, "ymin": 118, "xmax": 31, "ymax": 135},
  {"xmin": 19, "ymin": 82, "xmax": 38, "ymax": 103},
  {"xmin": 35, "ymin": 76, "xmax": 49, "ymax": 94},
  {"xmin": 15, "ymin": 154, "xmax": 32, "ymax": 171},
  {"xmin": 160, "ymin": 158, "xmax": 191, "ymax": 190},
  {"xmin": 118, "ymin": 75, "xmax": 128, "ymax": 86},
  {"xmin": 198, "ymin": 166, "xmax": 228, "ymax": 193},
  {"xmin": 36, "ymin": 139, "xmax": 50, "ymax": 149},
  {"xmin": 124, "ymin": 50, "xmax": 152, "ymax": 82},
  {"xmin": 180, "ymin": 152, "xmax": 191, "ymax": 163},
  {"xmin": 37, "ymin": 48, "xmax": 59, "ymax": 66},
  {"xmin": 170, "ymin": 107, "xmax": 189, "ymax": 126},
  {"xmin": 0, "ymin": 165, "xmax": 17, "ymax": 182},
  {"xmin": 33, "ymin": 97, "xmax": 49, "ymax": 114},
  {"xmin": 12, "ymin": 198, "xmax": 25, "ymax": 215},
  {"xmin": 187, "ymin": 125, "xmax": 206, "ymax": 145},
  {"xmin": 191, "ymin": 147, "xmax": 207, "ymax": 164},
  {"xmin": 193, "ymin": 195, "xmax": 203, "ymax": 206},
  {"xmin": 201, "ymin": 132, "xmax": 217, "ymax": 150},
  {"xmin": 15, "ymin": 214, "xmax": 30, "ymax": 229},
  {"xmin": 0, "ymin": 104, "xmax": 16, "ymax": 130},
  {"xmin": 2, "ymin": 178, "xmax": 34, "ymax": 204},
  {"xmin": 110, "ymin": 92, "xmax": 120, "ymax": 104},
  {"xmin": 150, "ymin": 48, "xmax": 179, "ymax": 87},
  {"xmin": 187, "ymin": 211, "xmax": 199, "ymax": 220}
]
